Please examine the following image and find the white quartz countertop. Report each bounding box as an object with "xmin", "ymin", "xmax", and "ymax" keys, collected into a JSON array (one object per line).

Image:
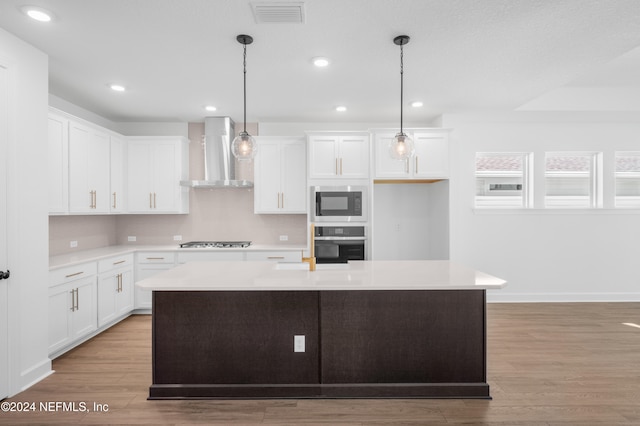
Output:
[
  {"xmin": 136, "ymin": 260, "xmax": 507, "ymax": 291},
  {"xmin": 49, "ymin": 244, "xmax": 306, "ymax": 270}
]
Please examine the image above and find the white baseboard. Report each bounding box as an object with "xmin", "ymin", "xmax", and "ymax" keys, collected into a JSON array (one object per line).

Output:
[
  {"xmin": 487, "ymin": 291, "xmax": 640, "ymax": 303},
  {"xmin": 17, "ymin": 358, "xmax": 53, "ymax": 396}
]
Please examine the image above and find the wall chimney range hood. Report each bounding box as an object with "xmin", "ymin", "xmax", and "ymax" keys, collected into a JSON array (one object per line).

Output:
[{"xmin": 181, "ymin": 117, "xmax": 253, "ymax": 188}]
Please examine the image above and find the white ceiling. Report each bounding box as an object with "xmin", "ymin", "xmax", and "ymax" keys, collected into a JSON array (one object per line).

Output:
[{"xmin": 2, "ymin": 0, "xmax": 640, "ymax": 124}]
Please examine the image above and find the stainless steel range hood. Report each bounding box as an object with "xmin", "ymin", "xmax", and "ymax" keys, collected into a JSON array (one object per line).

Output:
[{"xmin": 181, "ymin": 117, "xmax": 253, "ymax": 188}]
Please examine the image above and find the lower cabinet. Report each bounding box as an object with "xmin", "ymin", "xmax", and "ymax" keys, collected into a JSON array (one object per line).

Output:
[
  {"xmin": 49, "ymin": 264, "xmax": 98, "ymax": 356},
  {"xmin": 97, "ymin": 254, "xmax": 134, "ymax": 327},
  {"xmin": 135, "ymin": 252, "xmax": 176, "ymax": 309}
]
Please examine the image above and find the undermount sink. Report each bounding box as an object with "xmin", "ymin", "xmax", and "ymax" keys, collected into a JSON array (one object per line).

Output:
[{"xmin": 273, "ymin": 262, "xmax": 351, "ymax": 271}]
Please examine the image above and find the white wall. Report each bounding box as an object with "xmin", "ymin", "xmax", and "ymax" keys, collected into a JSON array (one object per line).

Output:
[
  {"xmin": 443, "ymin": 112, "xmax": 640, "ymax": 302},
  {"xmin": 0, "ymin": 27, "xmax": 52, "ymax": 395}
]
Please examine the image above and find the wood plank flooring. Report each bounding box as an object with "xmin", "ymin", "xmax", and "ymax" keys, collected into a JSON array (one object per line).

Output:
[{"xmin": 1, "ymin": 302, "xmax": 639, "ymax": 425}]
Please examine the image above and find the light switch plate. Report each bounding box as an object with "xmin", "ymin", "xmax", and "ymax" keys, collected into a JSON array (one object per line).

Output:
[{"xmin": 294, "ymin": 335, "xmax": 305, "ymax": 352}]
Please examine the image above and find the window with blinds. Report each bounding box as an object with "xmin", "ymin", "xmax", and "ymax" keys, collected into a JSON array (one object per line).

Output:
[
  {"xmin": 475, "ymin": 153, "xmax": 531, "ymax": 208},
  {"xmin": 615, "ymin": 152, "xmax": 640, "ymax": 208},
  {"xmin": 545, "ymin": 152, "xmax": 602, "ymax": 208}
]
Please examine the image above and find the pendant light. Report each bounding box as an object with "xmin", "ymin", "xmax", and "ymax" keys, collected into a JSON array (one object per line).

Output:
[
  {"xmin": 389, "ymin": 35, "xmax": 415, "ymax": 161},
  {"xmin": 231, "ymin": 34, "xmax": 257, "ymax": 161}
]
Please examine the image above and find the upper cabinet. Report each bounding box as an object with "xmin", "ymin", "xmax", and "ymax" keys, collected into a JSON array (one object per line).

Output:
[
  {"xmin": 374, "ymin": 129, "xmax": 450, "ymax": 180},
  {"xmin": 68, "ymin": 121, "xmax": 111, "ymax": 213},
  {"xmin": 307, "ymin": 132, "xmax": 369, "ymax": 179},
  {"xmin": 109, "ymin": 135, "xmax": 126, "ymax": 213},
  {"xmin": 127, "ymin": 137, "xmax": 189, "ymax": 214},
  {"xmin": 254, "ymin": 137, "xmax": 307, "ymax": 214},
  {"xmin": 48, "ymin": 113, "xmax": 69, "ymax": 215}
]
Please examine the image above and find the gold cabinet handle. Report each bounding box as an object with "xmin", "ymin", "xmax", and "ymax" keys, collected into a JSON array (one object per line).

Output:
[
  {"xmin": 113, "ymin": 260, "xmax": 126, "ymax": 265},
  {"xmin": 340, "ymin": 157, "xmax": 343, "ymax": 175},
  {"xmin": 335, "ymin": 158, "xmax": 339, "ymax": 175},
  {"xmin": 70, "ymin": 289, "xmax": 75, "ymax": 312},
  {"xmin": 267, "ymin": 256, "xmax": 285, "ymax": 259},
  {"xmin": 65, "ymin": 271, "xmax": 83, "ymax": 278},
  {"xmin": 75, "ymin": 288, "xmax": 79, "ymax": 311},
  {"xmin": 146, "ymin": 257, "xmax": 164, "ymax": 260},
  {"xmin": 113, "ymin": 192, "xmax": 117, "ymax": 209},
  {"xmin": 415, "ymin": 156, "xmax": 419, "ymax": 174}
]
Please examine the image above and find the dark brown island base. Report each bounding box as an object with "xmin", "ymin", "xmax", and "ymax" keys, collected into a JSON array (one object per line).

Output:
[{"xmin": 139, "ymin": 260, "xmax": 505, "ymax": 399}]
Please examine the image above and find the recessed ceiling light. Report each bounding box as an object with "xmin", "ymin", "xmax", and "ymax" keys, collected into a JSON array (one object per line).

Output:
[
  {"xmin": 205, "ymin": 105, "xmax": 217, "ymax": 112},
  {"xmin": 21, "ymin": 6, "xmax": 54, "ymax": 22},
  {"xmin": 411, "ymin": 101, "xmax": 423, "ymax": 108},
  {"xmin": 335, "ymin": 106, "xmax": 347, "ymax": 112},
  {"xmin": 312, "ymin": 57, "xmax": 330, "ymax": 67},
  {"xmin": 109, "ymin": 84, "xmax": 126, "ymax": 92}
]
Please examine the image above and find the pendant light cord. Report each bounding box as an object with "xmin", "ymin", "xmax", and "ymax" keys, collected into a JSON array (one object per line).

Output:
[
  {"xmin": 243, "ymin": 43, "xmax": 247, "ymax": 134},
  {"xmin": 400, "ymin": 43, "xmax": 404, "ymax": 135}
]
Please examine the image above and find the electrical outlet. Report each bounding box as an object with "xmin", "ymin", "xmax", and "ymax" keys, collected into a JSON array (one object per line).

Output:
[
  {"xmin": 70, "ymin": 240, "xmax": 78, "ymax": 248},
  {"xmin": 173, "ymin": 235, "xmax": 182, "ymax": 241},
  {"xmin": 294, "ymin": 335, "xmax": 305, "ymax": 353},
  {"xmin": 128, "ymin": 236, "xmax": 137, "ymax": 242},
  {"xmin": 279, "ymin": 235, "xmax": 288, "ymax": 241}
]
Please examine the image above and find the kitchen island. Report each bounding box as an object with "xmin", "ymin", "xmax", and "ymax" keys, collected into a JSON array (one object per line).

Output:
[{"xmin": 136, "ymin": 260, "xmax": 506, "ymax": 399}]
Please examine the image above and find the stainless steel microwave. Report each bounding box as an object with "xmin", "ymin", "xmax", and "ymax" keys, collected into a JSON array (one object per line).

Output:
[{"xmin": 310, "ymin": 186, "xmax": 367, "ymax": 222}]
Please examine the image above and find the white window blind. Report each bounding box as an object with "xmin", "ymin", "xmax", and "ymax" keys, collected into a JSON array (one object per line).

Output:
[
  {"xmin": 545, "ymin": 152, "xmax": 601, "ymax": 208},
  {"xmin": 615, "ymin": 152, "xmax": 640, "ymax": 208},
  {"xmin": 475, "ymin": 153, "xmax": 531, "ymax": 208}
]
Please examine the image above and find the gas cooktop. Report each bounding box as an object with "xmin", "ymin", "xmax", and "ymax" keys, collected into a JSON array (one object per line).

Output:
[{"xmin": 179, "ymin": 241, "xmax": 252, "ymax": 249}]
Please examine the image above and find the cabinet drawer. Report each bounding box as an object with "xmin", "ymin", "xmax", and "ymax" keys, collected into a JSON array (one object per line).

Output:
[
  {"xmin": 50, "ymin": 262, "xmax": 97, "ymax": 287},
  {"xmin": 245, "ymin": 251, "xmax": 301, "ymax": 262},
  {"xmin": 98, "ymin": 253, "xmax": 134, "ymax": 273},
  {"xmin": 177, "ymin": 251, "xmax": 244, "ymax": 264},
  {"xmin": 137, "ymin": 252, "xmax": 176, "ymax": 264}
]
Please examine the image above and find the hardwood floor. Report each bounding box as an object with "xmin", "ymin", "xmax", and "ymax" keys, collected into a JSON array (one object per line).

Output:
[{"xmin": 2, "ymin": 302, "xmax": 639, "ymax": 425}]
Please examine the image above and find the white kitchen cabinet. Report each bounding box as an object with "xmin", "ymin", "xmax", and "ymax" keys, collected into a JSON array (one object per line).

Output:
[
  {"xmin": 97, "ymin": 254, "xmax": 134, "ymax": 327},
  {"xmin": 134, "ymin": 252, "xmax": 176, "ymax": 309},
  {"xmin": 110, "ymin": 135, "xmax": 126, "ymax": 213},
  {"xmin": 48, "ymin": 113, "xmax": 69, "ymax": 214},
  {"xmin": 308, "ymin": 133, "xmax": 369, "ymax": 179},
  {"xmin": 374, "ymin": 129, "xmax": 450, "ymax": 180},
  {"xmin": 245, "ymin": 251, "xmax": 301, "ymax": 262},
  {"xmin": 127, "ymin": 137, "xmax": 189, "ymax": 214},
  {"xmin": 254, "ymin": 137, "xmax": 307, "ymax": 214},
  {"xmin": 68, "ymin": 120, "xmax": 111, "ymax": 213},
  {"xmin": 176, "ymin": 251, "xmax": 245, "ymax": 264},
  {"xmin": 48, "ymin": 263, "xmax": 98, "ymax": 355}
]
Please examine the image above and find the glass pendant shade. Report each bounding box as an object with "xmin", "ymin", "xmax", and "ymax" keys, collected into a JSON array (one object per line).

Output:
[
  {"xmin": 231, "ymin": 131, "xmax": 257, "ymax": 161},
  {"xmin": 389, "ymin": 132, "xmax": 414, "ymax": 160}
]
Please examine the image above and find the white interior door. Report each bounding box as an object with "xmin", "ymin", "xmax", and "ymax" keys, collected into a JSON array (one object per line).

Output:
[{"xmin": 0, "ymin": 64, "xmax": 10, "ymax": 399}]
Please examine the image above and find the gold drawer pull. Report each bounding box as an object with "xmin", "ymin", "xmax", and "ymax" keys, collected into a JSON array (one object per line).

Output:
[
  {"xmin": 267, "ymin": 256, "xmax": 285, "ymax": 259},
  {"xmin": 113, "ymin": 260, "xmax": 126, "ymax": 265},
  {"xmin": 146, "ymin": 257, "xmax": 164, "ymax": 260},
  {"xmin": 65, "ymin": 271, "xmax": 83, "ymax": 278}
]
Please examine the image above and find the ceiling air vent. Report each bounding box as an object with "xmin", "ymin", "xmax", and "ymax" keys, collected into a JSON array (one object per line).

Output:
[{"xmin": 251, "ymin": 2, "xmax": 305, "ymax": 23}]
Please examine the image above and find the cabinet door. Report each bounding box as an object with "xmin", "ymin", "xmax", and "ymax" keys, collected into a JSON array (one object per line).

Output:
[
  {"xmin": 339, "ymin": 135, "xmax": 369, "ymax": 178},
  {"xmin": 48, "ymin": 114, "xmax": 69, "ymax": 214},
  {"xmin": 110, "ymin": 135, "xmax": 126, "ymax": 213},
  {"xmin": 281, "ymin": 142, "xmax": 307, "ymax": 213},
  {"xmin": 48, "ymin": 283, "xmax": 73, "ymax": 354},
  {"xmin": 308, "ymin": 136, "xmax": 339, "ymax": 178},
  {"xmin": 413, "ymin": 132, "xmax": 449, "ymax": 178},
  {"xmin": 71, "ymin": 278, "xmax": 97, "ymax": 340},
  {"xmin": 152, "ymin": 142, "xmax": 180, "ymax": 212},
  {"xmin": 97, "ymin": 272, "xmax": 118, "ymax": 327},
  {"xmin": 68, "ymin": 122, "xmax": 92, "ymax": 212},
  {"xmin": 374, "ymin": 133, "xmax": 410, "ymax": 178},
  {"xmin": 254, "ymin": 141, "xmax": 282, "ymax": 213},
  {"xmin": 68, "ymin": 122, "xmax": 110, "ymax": 213},
  {"xmin": 116, "ymin": 269, "xmax": 134, "ymax": 316},
  {"xmin": 127, "ymin": 142, "xmax": 153, "ymax": 212}
]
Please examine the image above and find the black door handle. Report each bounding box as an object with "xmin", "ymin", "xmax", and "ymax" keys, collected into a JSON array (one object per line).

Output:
[{"xmin": 0, "ymin": 270, "xmax": 9, "ymax": 280}]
